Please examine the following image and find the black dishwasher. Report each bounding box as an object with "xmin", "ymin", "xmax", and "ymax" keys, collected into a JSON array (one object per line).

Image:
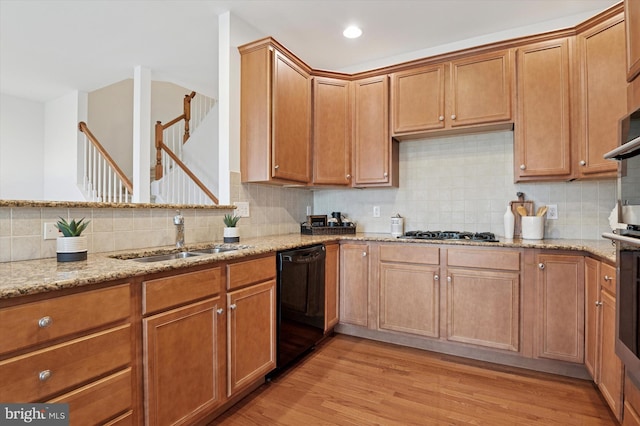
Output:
[{"xmin": 272, "ymin": 244, "xmax": 326, "ymax": 375}]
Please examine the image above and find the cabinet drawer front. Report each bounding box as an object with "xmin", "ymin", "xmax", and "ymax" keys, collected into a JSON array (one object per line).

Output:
[
  {"xmin": 48, "ymin": 368, "xmax": 132, "ymax": 425},
  {"xmin": 227, "ymin": 256, "xmax": 276, "ymax": 290},
  {"xmin": 0, "ymin": 325, "xmax": 131, "ymax": 402},
  {"xmin": 601, "ymin": 262, "xmax": 616, "ymax": 295},
  {"xmin": 143, "ymin": 267, "xmax": 221, "ymax": 314},
  {"xmin": 379, "ymin": 244, "xmax": 439, "ymax": 264},
  {"xmin": 0, "ymin": 284, "xmax": 130, "ymax": 356},
  {"xmin": 447, "ymin": 249, "xmax": 520, "ymax": 271}
]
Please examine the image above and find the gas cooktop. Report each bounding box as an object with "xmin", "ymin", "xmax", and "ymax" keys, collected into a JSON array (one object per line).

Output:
[{"xmin": 401, "ymin": 231, "xmax": 499, "ymax": 242}]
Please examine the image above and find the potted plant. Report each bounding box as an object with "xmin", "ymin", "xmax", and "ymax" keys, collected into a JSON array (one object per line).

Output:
[
  {"xmin": 55, "ymin": 217, "xmax": 90, "ymax": 262},
  {"xmin": 223, "ymin": 214, "xmax": 240, "ymax": 243}
]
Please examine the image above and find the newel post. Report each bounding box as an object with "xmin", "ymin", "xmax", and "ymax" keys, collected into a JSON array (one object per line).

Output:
[{"xmin": 155, "ymin": 121, "xmax": 163, "ymax": 180}]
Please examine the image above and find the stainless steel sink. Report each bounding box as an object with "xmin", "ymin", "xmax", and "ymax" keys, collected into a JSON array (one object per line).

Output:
[
  {"xmin": 129, "ymin": 251, "xmax": 204, "ymax": 263},
  {"xmin": 191, "ymin": 247, "xmax": 239, "ymax": 254}
]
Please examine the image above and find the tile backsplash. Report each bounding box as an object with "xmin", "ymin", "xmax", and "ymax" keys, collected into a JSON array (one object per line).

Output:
[{"xmin": 313, "ymin": 130, "xmax": 616, "ymax": 239}]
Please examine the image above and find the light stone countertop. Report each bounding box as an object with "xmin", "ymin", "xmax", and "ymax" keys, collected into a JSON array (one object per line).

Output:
[{"xmin": 0, "ymin": 232, "xmax": 616, "ymax": 300}]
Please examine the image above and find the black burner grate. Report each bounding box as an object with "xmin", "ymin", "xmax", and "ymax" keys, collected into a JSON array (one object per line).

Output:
[{"xmin": 402, "ymin": 230, "xmax": 499, "ymax": 242}]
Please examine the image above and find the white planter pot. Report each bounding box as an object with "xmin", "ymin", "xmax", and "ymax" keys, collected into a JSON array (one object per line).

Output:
[
  {"xmin": 223, "ymin": 227, "xmax": 239, "ymax": 243},
  {"xmin": 56, "ymin": 236, "xmax": 88, "ymax": 262}
]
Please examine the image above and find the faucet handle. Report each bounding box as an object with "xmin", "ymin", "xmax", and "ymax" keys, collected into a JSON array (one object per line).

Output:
[{"xmin": 174, "ymin": 210, "xmax": 184, "ymax": 225}]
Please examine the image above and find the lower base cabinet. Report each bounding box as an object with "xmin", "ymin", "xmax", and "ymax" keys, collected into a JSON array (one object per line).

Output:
[{"xmin": 339, "ymin": 243, "xmax": 370, "ymax": 327}]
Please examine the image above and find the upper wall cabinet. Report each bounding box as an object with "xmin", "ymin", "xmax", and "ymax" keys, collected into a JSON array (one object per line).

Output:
[
  {"xmin": 514, "ymin": 37, "xmax": 573, "ymax": 181},
  {"xmin": 626, "ymin": 0, "xmax": 640, "ymax": 82},
  {"xmin": 390, "ymin": 50, "xmax": 513, "ymax": 138},
  {"xmin": 312, "ymin": 77, "xmax": 352, "ymax": 186},
  {"xmin": 240, "ymin": 39, "xmax": 311, "ymax": 184},
  {"xmin": 575, "ymin": 13, "xmax": 628, "ymax": 178}
]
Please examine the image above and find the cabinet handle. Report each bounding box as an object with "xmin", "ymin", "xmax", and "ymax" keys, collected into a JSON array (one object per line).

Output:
[
  {"xmin": 604, "ymin": 275, "xmax": 612, "ymax": 282},
  {"xmin": 39, "ymin": 370, "xmax": 51, "ymax": 382},
  {"xmin": 38, "ymin": 316, "xmax": 52, "ymax": 328},
  {"xmin": 362, "ymin": 251, "xmax": 367, "ymax": 257},
  {"xmin": 520, "ymin": 164, "xmax": 526, "ymax": 170},
  {"xmin": 451, "ymin": 114, "xmax": 456, "ymax": 120},
  {"xmin": 579, "ymin": 160, "xmax": 586, "ymax": 166},
  {"xmin": 447, "ymin": 276, "xmax": 452, "ymax": 283},
  {"xmin": 274, "ymin": 165, "xmax": 279, "ymax": 170},
  {"xmin": 438, "ymin": 115, "xmax": 444, "ymax": 121},
  {"xmin": 595, "ymin": 301, "xmax": 603, "ymax": 307},
  {"xmin": 216, "ymin": 308, "xmax": 224, "ymax": 315},
  {"xmin": 434, "ymin": 274, "xmax": 440, "ymax": 281},
  {"xmin": 229, "ymin": 304, "xmax": 237, "ymax": 310},
  {"xmin": 538, "ymin": 263, "xmax": 545, "ymax": 270}
]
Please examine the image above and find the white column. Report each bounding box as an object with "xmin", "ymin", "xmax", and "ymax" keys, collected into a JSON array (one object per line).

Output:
[
  {"xmin": 218, "ymin": 12, "xmax": 232, "ymax": 205},
  {"xmin": 132, "ymin": 65, "xmax": 151, "ymax": 203}
]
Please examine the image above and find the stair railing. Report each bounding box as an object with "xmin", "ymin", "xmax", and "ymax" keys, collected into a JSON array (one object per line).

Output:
[
  {"xmin": 154, "ymin": 92, "xmax": 218, "ymax": 205},
  {"xmin": 78, "ymin": 121, "xmax": 133, "ymax": 203}
]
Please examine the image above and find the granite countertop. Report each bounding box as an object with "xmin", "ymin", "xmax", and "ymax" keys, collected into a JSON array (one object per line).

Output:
[{"xmin": 0, "ymin": 233, "xmax": 616, "ymax": 300}]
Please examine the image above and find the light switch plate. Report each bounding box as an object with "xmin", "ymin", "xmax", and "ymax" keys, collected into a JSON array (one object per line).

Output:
[{"xmin": 234, "ymin": 201, "xmax": 250, "ymax": 218}]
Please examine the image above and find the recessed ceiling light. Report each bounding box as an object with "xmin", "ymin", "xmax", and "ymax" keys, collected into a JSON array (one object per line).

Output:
[{"xmin": 343, "ymin": 25, "xmax": 362, "ymax": 39}]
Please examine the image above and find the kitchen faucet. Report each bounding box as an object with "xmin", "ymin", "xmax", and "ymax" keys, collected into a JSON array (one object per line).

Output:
[{"xmin": 174, "ymin": 210, "xmax": 184, "ymax": 248}]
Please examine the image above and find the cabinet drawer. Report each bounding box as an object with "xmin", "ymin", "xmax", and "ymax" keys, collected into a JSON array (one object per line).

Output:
[
  {"xmin": 0, "ymin": 284, "xmax": 130, "ymax": 356},
  {"xmin": 601, "ymin": 262, "xmax": 616, "ymax": 295},
  {"xmin": 447, "ymin": 249, "xmax": 520, "ymax": 271},
  {"xmin": 104, "ymin": 411, "xmax": 134, "ymax": 426},
  {"xmin": 379, "ymin": 244, "xmax": 439, "ymax": 265},
  {"xmin": 227, "ymin": 255, "xmax": 276, "ymax": 290},
  {"xmin": 0, "ymin": 325, "xmax": 131, "ymax": 402},
  {"xmin": 143, "ymin": 267, "xmax": 221, "ymax": 315},
  {"xmin": 48, "ymin": 368, "xmax": 132, "ymax": 425}
]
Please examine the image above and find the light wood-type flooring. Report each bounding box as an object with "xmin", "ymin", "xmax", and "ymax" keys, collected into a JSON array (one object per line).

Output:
[{"xmin": 213, "ymin": 334, "xmax": 617, "ymax": 425}]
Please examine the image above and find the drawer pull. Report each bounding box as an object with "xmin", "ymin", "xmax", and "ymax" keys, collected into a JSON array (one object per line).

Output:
[
  {"xmin": 38, "ymin": 316, "xmax": 53, "ymax": 328},
  {"xmin": 39, "ymin": 370, "xmax": 51, "ymax": 382},
  {"xmin": 595, "ymin": 301, "xmax": 603, "ymax": 307},
  {"xmin": 604, "ymin": 275, "xmax": 612, "ymax": 282}
]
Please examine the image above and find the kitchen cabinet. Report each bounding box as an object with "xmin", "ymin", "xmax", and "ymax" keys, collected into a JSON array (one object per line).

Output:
[
  {"xmin": 0, "ymin": 283, "xmax": 136, "ymax": 425},
  {"xmin": 142, "ymin": 268, "xmax": 225, "ymax": 426},
  {"xmin": 352, "ymin": 75, "xmax": 399, "ymax": 187},
  {"xmin": 626, "ymin": 0, "xmax": 640, "ymax": 82},
  {"xmin": 313, "ymin": 77, "xmax": 352, "ymax": 186},
  {"xmin": 533, "ymin": 253, "xmax": 584, "ymax": 363},
  {"xmin": 390, "ymin": 49, "xmax": 513, "ymax": 137},
  {"xmin": 339, "ymin": 242, "xmax": 370, "ymax": 326},
  {"xmin": 575, "ymin": 13, "xmax": 628, "ymax": 178},
  {"xmin": 226, "ymin": 255, "xmax": 276, "ymax": 397},
  {"xmin": 514, "ymin": 37, "xmax": 573, "ymax": 181},
  {"xmin": 445, "ymin": 248, "xmax": 521, "ymax": 352},
  {"xmin": 325, "ymin": 243, "xmax": 340, "ymax": 331},
  {"xmin": 585, "ymin": 258, "xmax": 624, "ymax": 421},
  {"xmin": 239, "ymin": 38, "xmax": 311, "ymax": 184},
  {"xmin": 378, "ymin": 244, "xmax": 440, "ymax": 338}
]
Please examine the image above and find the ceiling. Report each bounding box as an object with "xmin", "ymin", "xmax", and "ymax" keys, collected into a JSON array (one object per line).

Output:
[{"xmin": 0, "ymin": 0, "xmax": 620, "ymax": 103}]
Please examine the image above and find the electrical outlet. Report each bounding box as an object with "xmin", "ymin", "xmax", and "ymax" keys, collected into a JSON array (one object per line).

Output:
[
  {"xmin": 233, "ymin": 202, "xmax": 250, "ymax": 218},
  {"xmin": 44, "ymin": 222, "xmax": 61, "ymax": 240},
  {"xmin": 547, "ymin": 204, "xmax": 558, "ymax": 220},
  {"xmin": 373, "ymin": 206, "xmax": 380, "ymax": 217}
]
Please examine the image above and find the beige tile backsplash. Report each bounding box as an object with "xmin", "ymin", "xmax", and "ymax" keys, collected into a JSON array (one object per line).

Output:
[{"xmin": 0, "ymin": 131, "xmax": 617, "ymax": 262}]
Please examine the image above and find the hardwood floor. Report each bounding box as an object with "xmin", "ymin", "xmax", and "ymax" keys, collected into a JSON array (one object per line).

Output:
[{"xmin": 213, "ymin": 334, "xmax": 617, "ymax": 425}]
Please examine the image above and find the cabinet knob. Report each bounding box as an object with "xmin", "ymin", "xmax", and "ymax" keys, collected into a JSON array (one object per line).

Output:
[
  {"xmin": 39, "ymin": 370, "xmax": 51, "ymax": 382},
  {"xmin": 434, "ymin": 274, "xmax": 440, "ymax": 281},
  {"xmin": 383, "ymin": 172, "xmax": 388, "ymax": 178},
  {"xmin": 579, "ymin": 160, "xmax": 586, "ymax": 166},
  {"xmin": 451, "ymin": 114, "xmax": 456, "ymax": 120},
  {"xmin": 229, "ymin": 304, "xmax": 237, "ymax": 310},
  {"xmin": 216, "ymin": 308, "xmax": 224, "ymax": 315},
  {"xmin": 346, "ymin": 174, "xmax": 351, "ymax": 179},
  {"xmin": 538, "ymin": 263, "xmax": 545, "ymax": 270},
  {"xmin": 447, "ymin": 276, "xmax": 452, "ymax": 283},
  {"xmin": 520, "ymin": 164, "xmax": 526, "ymax": 170},
  {"xmin": 38, "ymin": 316, "xmax": 52, "ymax": 328},
  {"xmin": 604, "ymin": 275, "xmax": 612, "ymax": 282},
  {"xmin": 438, "ymin": 115, "xmax": 444, "ymax": 121},
  {"xmin": 362, "ymin": 251, "xmax": 367, "ymax": 257},
  {"xmin": 274, "ymin": 165, "xmax": 279, "ymax": 170},
  {"xmin": 595, "ymin": 301, "xmax": 603, "ymax": 307}
]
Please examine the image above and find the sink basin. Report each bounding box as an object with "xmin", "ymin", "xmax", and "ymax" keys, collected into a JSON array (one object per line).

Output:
[
  {"xmin": 129, "ymin": 251, "xmax": 203, "ymax": 263},
  {"xmin": 191, "ymin": 247, "xmax": 239, "ymax": 254}
]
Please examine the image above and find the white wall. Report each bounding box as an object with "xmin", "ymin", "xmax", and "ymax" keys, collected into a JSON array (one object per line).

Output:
[
  {"xmin": 43, "ymin": 91, "xmax": 86, "ymax": 201},
  {"xmin": 0, "ymin": 94, "xmax": 45, "ymax": 199}
]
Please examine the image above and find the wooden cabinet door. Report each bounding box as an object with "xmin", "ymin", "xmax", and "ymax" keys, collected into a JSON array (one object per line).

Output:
[
  {"xmin": 534, "ymin": 254, "xmax": 584, "ymax": 363},
  {"xmin": 272, "ymin": 50, "xmax": 311, "ymax": 183},
  {"xmin": 576, "ymin": 15, "xmax": 627, "ymax": 177},
  {"xmin": 584, "ymin": 257, "xmax": 600, "ymax": 380},
  {"xmin": 390, "ymin": 64, "xmax": 446, "ymax": 135},
  {"xmin": 143, "ymin": 298, "xmax": 225, "ymax": 426},
  {"xmin": 227, "ymin": 279, "xmax": 276, "ymax": 397},
  {"xmin": 446, "ymin": 268, "xmax": 520, "ymax": 351},
  {"xmin": 379, "ymin": 262, "xmax": 439, "ymax": 338},
  {"xmin": 339, "ymin": 243, "xmax": 369, "ymax": 327},
  {"xmin": 515, "ymin": 38, "xmax": 572, "ymax": 181},
  {"xmin": 324, "ymin": 243, "xmax": 340, "ymax": 331},
  {"xmin": 352, "ymin": 76, "xmax": 397, "ymax": 187},
  {"xmin": 313, "ymin": 77, "xmax": 351, "ymax": 185},
  {"xmin": 449, "ymin": 49, "xmax": 513, "ymax": 127},
  {"xmin": 626, "ymin": 0, "xmax": 640, "ymax": 81},
  {"xmin": 599, "ymin": 288, "xmax": 624, "ymax": 421}
]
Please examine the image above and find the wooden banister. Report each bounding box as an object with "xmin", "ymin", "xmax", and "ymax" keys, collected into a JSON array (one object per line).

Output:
[{"xmin": 78, "ymin": 121, "xmax": 133, "ymax": 194}]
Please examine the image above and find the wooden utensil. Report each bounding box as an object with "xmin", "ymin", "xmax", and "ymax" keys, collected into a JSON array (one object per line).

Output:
[
  {"xmin": 510, "ymin": 192, "xmax": 533, "ymax": 237},
  {"xmin": 517, "ymin": 206, "xmax": 529, "ymax": 216},
  {"xmin": 536, "ymin": 206, "xmax": 548, "ymax": 217}
]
